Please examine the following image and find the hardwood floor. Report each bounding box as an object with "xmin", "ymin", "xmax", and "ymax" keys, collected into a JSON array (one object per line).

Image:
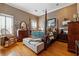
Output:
[{"xmin": 0, "ymin": 41, "xmax": 75, "ymax": 56}]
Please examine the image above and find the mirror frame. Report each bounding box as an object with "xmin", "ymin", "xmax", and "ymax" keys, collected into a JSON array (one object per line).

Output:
[{"xmin": 20, "ymin": 21, "xmax": 27, "ymax": 30}]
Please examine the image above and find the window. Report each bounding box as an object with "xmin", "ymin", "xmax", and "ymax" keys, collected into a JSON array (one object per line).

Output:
[
  {"xmin": 0, "ymin": 14, "xmax": 13, "ymax": 35},
  {"xmin": 31, "ymin": 20, "xmax": 37, "ymax": 30}
]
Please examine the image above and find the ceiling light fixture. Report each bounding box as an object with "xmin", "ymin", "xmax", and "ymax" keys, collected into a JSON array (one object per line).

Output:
[
  {"xmin": 35, "ymin": 10, "xmax": 38, "ymax": 12},
  {"xmin": 56, "ymin": 3, "xmax": 59, "ymax": 6}
]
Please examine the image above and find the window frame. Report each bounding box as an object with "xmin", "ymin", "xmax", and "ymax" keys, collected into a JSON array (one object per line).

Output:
[{"xmin": 0, "ymin": 13, "xmax": 14, "ymax": 35}]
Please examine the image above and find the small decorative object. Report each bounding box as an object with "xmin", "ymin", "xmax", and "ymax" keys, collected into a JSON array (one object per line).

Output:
[
  {"xmin": 73, "ymin": 14, "xmax": 77, "ymax": 21},
  {"xmin": 73, "ymin": 13, "xmax": 79, "ymax": 22}
]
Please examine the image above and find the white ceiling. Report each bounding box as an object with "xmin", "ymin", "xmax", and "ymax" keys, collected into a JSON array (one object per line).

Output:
[{"xmin": 7, "ymin": 3, "xmax": 74, "ymax": 16}]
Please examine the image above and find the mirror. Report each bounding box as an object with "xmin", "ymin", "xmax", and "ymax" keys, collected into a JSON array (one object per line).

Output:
[{"xmin": 20, "ymin": 21, "xmax": 27, "ymax": 30}]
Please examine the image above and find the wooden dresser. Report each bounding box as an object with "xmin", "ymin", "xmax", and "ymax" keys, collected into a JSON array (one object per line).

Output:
[
  {"xmin": 68, "ymin": 21, "xmax": 79, "ymax": 52},
  {"xmin": 17, "ymin": 29, "xmax": 29, "ymax": 42}
]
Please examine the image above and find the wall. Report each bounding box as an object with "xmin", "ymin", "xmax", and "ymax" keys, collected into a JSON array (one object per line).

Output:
[
  {"xmin": 39, "ymin": 4, "xmax": 77, "ymax": 30},
  {"xmin": 0, "ymin": 3, "xmax": 39, "ymax": 35},
  {"xmin": 0, "ymin": 3, "xmax": 77, "ymax": 35},
  {"xmin": 77, "ymin": 3, "xmax": 79, "ymax": 13}
]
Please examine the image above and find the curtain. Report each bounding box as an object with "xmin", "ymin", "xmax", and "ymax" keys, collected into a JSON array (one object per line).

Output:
[
  {"xmin": 0, "ymin": 15, "xmax": 13, "ymax": 35},
  {"xmin": 31, "ymin": 20, "xmax": 37, "ymax": 30}
]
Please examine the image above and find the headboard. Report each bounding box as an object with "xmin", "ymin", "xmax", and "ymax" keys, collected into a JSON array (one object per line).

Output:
[{"xmin": 31, "ymin": 31, "xmax": 44, "ymax": 38}]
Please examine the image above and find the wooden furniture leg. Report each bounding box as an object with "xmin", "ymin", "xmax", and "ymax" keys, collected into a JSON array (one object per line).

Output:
[{"xmin": 76, "ymin": 46, "xmax": 78, "ymax": 56}]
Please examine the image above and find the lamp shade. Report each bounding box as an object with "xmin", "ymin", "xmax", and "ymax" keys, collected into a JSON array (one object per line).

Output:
[{"xmin": 73, "ymin": 14, "xmax": 77, "ymax": 19}]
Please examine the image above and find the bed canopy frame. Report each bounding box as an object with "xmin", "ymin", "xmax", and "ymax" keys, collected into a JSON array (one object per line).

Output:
[{"xmin": 45, "ymin": 9, "xmax": 47, "ymax": 35}]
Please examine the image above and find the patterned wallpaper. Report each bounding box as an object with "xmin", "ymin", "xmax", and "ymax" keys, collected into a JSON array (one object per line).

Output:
[{"xmin": 0, "ymin": 3, "xmax": 39, "ymax": 36}]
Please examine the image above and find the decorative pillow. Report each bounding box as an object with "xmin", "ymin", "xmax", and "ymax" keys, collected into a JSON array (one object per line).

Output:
[
  {"xmin": 49, "ymin": 36, "xmax": 54, "ymax": 40},
  {"xmin": 49, "ymin": 32, "xmax": 53, "ymax": 36},
  {"xmin": 31, "ymin": 31, "xmax": 44, "ymax": 38},
  {"xmin": 29, "ymin": 39, "xmax": 42, "ymax": 42},
  {"xmin": 34, "ymin": 38, "xmax": 42, "ymax": 41}
]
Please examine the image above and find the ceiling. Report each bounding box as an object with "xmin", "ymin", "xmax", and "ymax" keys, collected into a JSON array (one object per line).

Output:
[{"xmin": 7, "ymin": 3, "xmax": 74, "ymax": 16}]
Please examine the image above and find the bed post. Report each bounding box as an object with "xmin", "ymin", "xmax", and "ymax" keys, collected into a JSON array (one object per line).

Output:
[
  {"xmin": 28, "ymin": 17, "xmax": 31, "ymax": 36},
  {"xmin": 45, "ymin": 9, "xmax": 47, "ymax": 35}
]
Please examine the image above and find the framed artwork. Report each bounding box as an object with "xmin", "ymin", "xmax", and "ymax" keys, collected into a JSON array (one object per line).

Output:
[
  {"xmin": 62, "ymin": 18, "xmax": 70, "ymax": 26},
  {"xmin": 47, "ymin": 18, "xmax": 56, "ymax": 28}
]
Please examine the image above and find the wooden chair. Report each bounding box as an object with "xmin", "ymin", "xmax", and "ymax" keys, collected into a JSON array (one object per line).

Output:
[
  {"xmin": 0, "ymin": 35, "xmax": 17, "ymax": 47},
  {"xmin": 0, "ymin": 28, "xmax": 17, "ymax": 47}
]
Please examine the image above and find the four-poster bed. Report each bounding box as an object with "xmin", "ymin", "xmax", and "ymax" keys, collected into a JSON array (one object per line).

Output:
[{"xmin": 42, "ymin": 9, "xmax": 58, "ymax": 49}]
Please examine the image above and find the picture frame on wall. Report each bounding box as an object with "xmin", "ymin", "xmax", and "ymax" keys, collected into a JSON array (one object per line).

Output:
[{"xmin": 47, "ymin": 18, "xmax": 56, "ymax": 28}]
